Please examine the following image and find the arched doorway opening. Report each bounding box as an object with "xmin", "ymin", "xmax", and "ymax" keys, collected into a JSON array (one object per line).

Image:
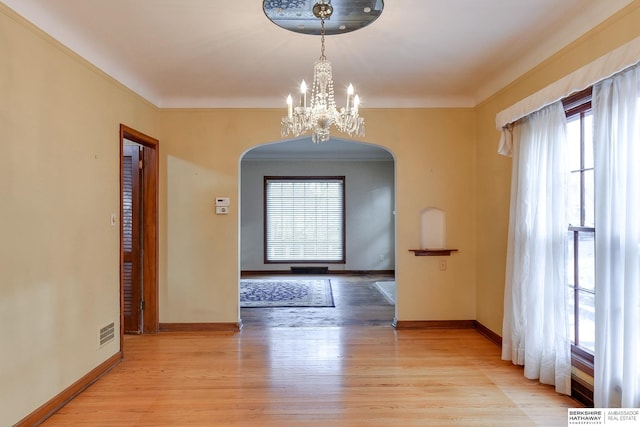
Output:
[{"xmin": 238, "ymin": 137, "xmax": 397, "ymax": 327}]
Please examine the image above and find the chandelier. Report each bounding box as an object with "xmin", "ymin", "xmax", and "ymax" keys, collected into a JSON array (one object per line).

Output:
[{"xmin": 281, "ymin": 1, "xmax": 365, "ymax": 143}]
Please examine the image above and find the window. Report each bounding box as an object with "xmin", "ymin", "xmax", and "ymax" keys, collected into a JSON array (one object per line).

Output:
[
  {"xmin": 264, "ymin": 177, "xmax": 345, "ymax": 263},
  {"xmin": 563, "ymin": 88, "xmax": 595, "ymax": 355}
]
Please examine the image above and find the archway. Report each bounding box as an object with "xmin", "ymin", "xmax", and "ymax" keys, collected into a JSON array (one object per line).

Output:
[{"xmin": 238, "ymin": 137, "xmax": 397, "ymax": 327}]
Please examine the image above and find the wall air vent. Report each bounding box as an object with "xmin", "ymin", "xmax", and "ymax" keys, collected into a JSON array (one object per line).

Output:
[
  {"xmin": 290, "ymin": 266, "xmax": 328, "ymax": 274},
  {"xmin": 98, "ymin": 322, "xmax": 115, "ymax": 348}
]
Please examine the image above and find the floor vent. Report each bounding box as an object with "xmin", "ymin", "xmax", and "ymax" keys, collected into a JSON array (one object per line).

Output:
[
  {"xmin": 99, "ymin": 322, "xmax": 115, "ymax": 348},
  {"xmin": 290, "ymin": 266, "xmax": 328, "ymax": 274}
]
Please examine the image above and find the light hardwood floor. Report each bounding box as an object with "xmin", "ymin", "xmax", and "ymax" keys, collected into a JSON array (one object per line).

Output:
[{"xmin": 42, "ymin": 275, "xmax": 581, "ymax": 426}]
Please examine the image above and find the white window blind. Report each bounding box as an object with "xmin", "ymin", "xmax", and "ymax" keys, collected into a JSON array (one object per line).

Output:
[{"xmin": 265, "ymin": 177, "xmax": 345, "ymax": 263}]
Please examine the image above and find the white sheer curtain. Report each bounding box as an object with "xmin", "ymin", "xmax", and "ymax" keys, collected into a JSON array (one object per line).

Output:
[
  {"xmin": 501, "ymin": 101, "xmax": 571, "ymax": 395},
  {"xmin": 593, "ymin": 63, "xmax": 640, "ymax": 408}
]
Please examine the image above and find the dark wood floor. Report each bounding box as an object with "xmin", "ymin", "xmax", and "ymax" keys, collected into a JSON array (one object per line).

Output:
[{"xmin": 240, "ymin": 273, "xmax": 396, "ymax": 328}]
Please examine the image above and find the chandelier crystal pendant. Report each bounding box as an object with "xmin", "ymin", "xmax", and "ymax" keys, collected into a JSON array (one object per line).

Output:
[{"xmin": 281, "ymin": 1, "xmax": 365, "ymax": 143}]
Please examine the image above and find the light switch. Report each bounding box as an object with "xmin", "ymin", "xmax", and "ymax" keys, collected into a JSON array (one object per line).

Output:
[{"xmin": 216, "ymin": 206, "xmax": 229, "ymax": 215}]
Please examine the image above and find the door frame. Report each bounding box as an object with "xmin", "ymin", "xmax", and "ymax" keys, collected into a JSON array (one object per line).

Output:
[{"xmin": 120, "ymin": 124, "xmax": 159, "ymax": 343}]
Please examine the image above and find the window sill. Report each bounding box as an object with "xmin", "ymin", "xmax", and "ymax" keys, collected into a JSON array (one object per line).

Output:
[{"xmin": 572, "ymin": 345, "xmax": 594, "ymax": 377}]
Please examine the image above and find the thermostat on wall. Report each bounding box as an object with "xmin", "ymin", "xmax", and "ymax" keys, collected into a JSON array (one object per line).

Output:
[{"xmin": 215, "ymin": 197, "xmax": 230, "ymax": 206}]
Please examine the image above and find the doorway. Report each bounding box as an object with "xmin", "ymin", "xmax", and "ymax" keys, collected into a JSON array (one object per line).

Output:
[
  {"xmin": 120, "ymin": 125, "xmax": 159, "ymax": 338},
  {"xmin": 239, "ymin": 137, "xmax": 397, "ymax": 327}
]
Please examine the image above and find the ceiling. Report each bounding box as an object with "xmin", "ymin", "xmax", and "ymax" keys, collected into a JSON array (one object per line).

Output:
[
  {"xmin": 2, "ymin": 0, "xmax": 633, "ymax": 159},
  {"xmin": 2, "ymin": 0, "xmax": 633, "ymax": 109}
]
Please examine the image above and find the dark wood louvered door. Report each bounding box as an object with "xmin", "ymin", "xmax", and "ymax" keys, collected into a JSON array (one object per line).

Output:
[
  {"xmin": 120, "ymin": 124, "xmax": 159, "ymax": 341},
  {"xmin": 123, "ymin": 144, "xmax": 143, "ymax": 334}
]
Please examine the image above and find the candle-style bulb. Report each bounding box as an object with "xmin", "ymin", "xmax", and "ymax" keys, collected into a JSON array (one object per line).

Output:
[
  {"xmin": 346, "ymin": 84, "xmax": 354, "ymax": 110},
  {"xmin": 287, "ymin": 94, "xmax": 293, "ymax": 118},
  {"xmin": 300, "ymin": 81, "xmax": 307, "ymax": 107}
]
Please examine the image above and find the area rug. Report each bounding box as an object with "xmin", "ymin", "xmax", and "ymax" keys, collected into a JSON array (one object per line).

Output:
[
  {"xmin": 240, "ymin": 279, "xmax": 335, "ymax": 308},
  {"xmin": 374, "ymin": 281, "xmax": 396, "ymax": 304}
]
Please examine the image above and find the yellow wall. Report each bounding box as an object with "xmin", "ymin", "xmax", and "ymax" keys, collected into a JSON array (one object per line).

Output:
[
  {"xmin": 474, "ymin": 0, "xmax": 640, "ymax": 334},
  {"xmin": 366, "ymin": 109, "xmax": 476, "ymax": 320},
  {"xmin": 0, "ymin": 6, "xmax": 158, "ymax": 425},
  {"xmin": 157, "ymin": 107, "xmax": 477, "ymax": 323}
]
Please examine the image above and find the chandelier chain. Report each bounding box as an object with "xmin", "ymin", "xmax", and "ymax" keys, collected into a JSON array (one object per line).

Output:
[{"xmin": 319, "ymin": 16, "xmax": 326, "ymax": 60}]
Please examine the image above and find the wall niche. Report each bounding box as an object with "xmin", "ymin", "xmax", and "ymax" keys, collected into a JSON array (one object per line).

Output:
[{"xmin": 409, "ymin": 207, "xmax": 457, "ymax": 256}]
